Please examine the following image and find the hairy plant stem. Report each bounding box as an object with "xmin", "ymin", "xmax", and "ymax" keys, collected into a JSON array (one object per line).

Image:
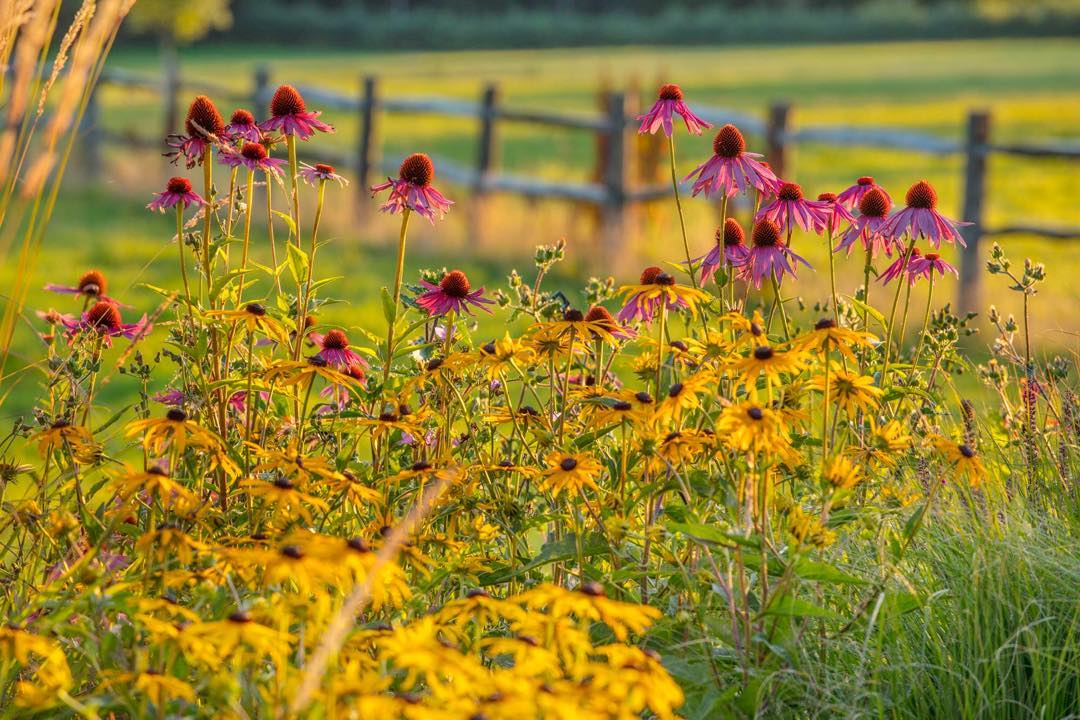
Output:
[{"xmin": 382, "ymin": 209, "xmax": 412, "ymax": 387}]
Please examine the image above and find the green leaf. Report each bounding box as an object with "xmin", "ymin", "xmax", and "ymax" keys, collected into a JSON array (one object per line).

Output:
[
  {"xmin": 844, "ymin": 295, "xmax": 886, "ymax": 331},
  {"xmin": 478, "ymin": 533, "xmax": 608, "ymax": 585},
  {"xmin": 793, "ymin": 558, "xmax": 867, "ymax": 585},
  {"xmin": 381, "ymin": 287, "xmax": 397, "ymax": 326},
  {"xmin": 286, "ymin": 241, "xmax": 309, "ymax": 285},
  {"xmin": 762, "ymin": 593, "xmax": 841, "ymax": 620},
  {"xmin": 666, "ymin": 521, "xmax": 760, "ymax": 550},
  {"xmin": 93, "ymin": 404, "xmax": 134, "ymax": 434},
  {"xmin": 272, "ymin": 209, "xmax": 298, "ymax": 239}
]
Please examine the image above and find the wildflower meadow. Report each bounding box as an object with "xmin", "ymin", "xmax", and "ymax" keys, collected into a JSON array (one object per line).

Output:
[{"xmin": 1, "ymin": 6, "xmax": 1078, "ymax": 720}]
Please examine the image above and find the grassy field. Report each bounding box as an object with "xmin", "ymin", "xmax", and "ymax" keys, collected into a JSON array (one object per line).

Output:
[{"xmin": 4, "ymin": 37, "xmax": 1078, "ymax": 418}]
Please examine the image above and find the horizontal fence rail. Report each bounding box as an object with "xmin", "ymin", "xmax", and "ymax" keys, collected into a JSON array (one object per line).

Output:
[{"xmin": 76, "ymin": 63, "xmax": 1080, "ymax": 311}]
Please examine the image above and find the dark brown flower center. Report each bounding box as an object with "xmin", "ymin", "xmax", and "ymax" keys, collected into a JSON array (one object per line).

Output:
[
  {"xmin": 579, "ymin": 581, "xmax": 605, "ymax": 597},
  {"xmin": 720, "ymin": 218, "xmax": 745, "ymax": 247},
  {"xmin": 78, "ymin": 270, "xmax": 106, "ymax": 295},
  {"xmin": 228, "ymin": 611, "xmax": 252, "ymax": 624},
  {"xmin": 86, "ymin": 301, "xmax": 121, "ymax": 330},
  {"xmin": 270, "ymin": 85, "xmax": 306, "ymax": 117},
  {"xmin": 668, "ymin": 382, "xmax": 684, "ymax": 398},
  {"xmin": 399, "ymin": 153, "xmax": 434, "ymax": 187},
  {"xmin": 713, "ymin": 124, "xmax": 746, "ymax": 158},
  {"xmin": 559, "ymin": 457, "xmax": 578, "ymax": 471},
  {"xmin": 777, "ymin": 182, "xmax": 803, "ymax": 201},
  {"xmin": 411, "ymin": 461, "xmax": 432, "ymax": 472},
  {"xmin": 747, "ymin": 406, "xmax": 764, "ymax": 421},
  {"xmin": 230, "ymin": 109, "xmax": 254, "ymax": 126},
  {"xmin": 425, "ymin": 357, "xmax": 443, "ymax": 372},
  {"xmin": 635, "ymin": 391, "xmax": 653, "ymax": 404},
  {"xmin": 657, "ymin": 83, "xmax": 683, "ymax": 101},
  {"xmin": 612, "ymin": 400, "xmax": 632, "ymax": 411},
  {"xmin": 245, "ymin": 303, "xmax": 266, "ymax": 316},
  {"xmin": 958, "ymin": 443, "xmax": 975, "ymax": 458},
  {"xmin": 859, "ymin": 187, "xmax": 891, "ymax": 217},
  {"xmin": 439, "ymin": 270, "xmax": 471, "ymax": 298},
  {"xmin": 654, "ymin": 272, "xmax": 675, "ymax": 287},
  {"xmin": 563, "ymin": 308, "xmax": 584, "ymax": 322},
  {"xmin": 906, "ymin": 180, "xmax": 937, "ymax": 209},
  {"xmin": 754, "ymin": 346, "xmax": 774, "ymax": 361},
  {"xmin": 751, "ymin": 220, "xmax": 781, "ymax": 248},
  {"xmin": 273, "ymin": 477, "xmax": 294, "ymax": 490},
  {"xmin": 347, "ymin": 537, "xmax": 370, "ymax": 553},
  {"xmin": 241, "ymin": 142, "xmax": 268, "ymax": 161},
  {"xmin": 323, "ymin": 329, "xmax": 349, "ymax": 350},
  {"xmin": 280, "ymin": 545, "xmax": 303, "ymax": 559},
  {"xmin": 815, "ymin": 318, "xmax": 836, "ymax": 330},
  {"xmin": 185, "ymin": 95, "xmax": 224, "ymax": 138},
  {"xmin": 378, "ymin": 412, "xmax": 399, "ymax": 423},
  {"xmin": 166, "ymin": 408, "xmax": 187, "ymax": 422},
  {"xmin": 166, "ymin": 177, "xmax": 192, "ymax": 195}
]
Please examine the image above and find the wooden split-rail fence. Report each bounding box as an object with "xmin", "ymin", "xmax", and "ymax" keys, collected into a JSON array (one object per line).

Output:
[{"xmin": 79, "ymin": 64, "xmax": 1080, "ymax": 312}]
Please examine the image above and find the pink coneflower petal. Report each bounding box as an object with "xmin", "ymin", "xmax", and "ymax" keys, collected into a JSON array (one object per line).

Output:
[
  {"xmin": 881, "ymin": 180, "xmax": 971, "ymax": 247},
  {"xmin": 417, "ymin": 271, "xmax": 495, "ymax": 317},
  {"xmin": 685, "ymin": 125, "xmax": 780, "ymax": 198},
  {"xmin": 837, "ymin": 176, "xmax": 892, "ymax": 211},
  {"xmin": 755, "ymin": 182, "xmax": 831, "ymax": 234},
  {"xmin": 636, "ymin": 84, "xmax": 712, "ymax": 137}
]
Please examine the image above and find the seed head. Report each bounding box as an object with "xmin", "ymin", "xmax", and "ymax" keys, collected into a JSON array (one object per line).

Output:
[
  {"xmin": 322, "ymin": 329, "xmax": 349, "ymax": 349},
  {"xmin": 719, "ymin": 218, "xmax": 745, "ymax": 247},
  {"xmin": 959, "ymin": 443, "xmax": 976, "ymax": 458},
  {"xmin": 635, "ymin": 391, "xmax": 653, "ymax": 404},
  {"xmin": 654, "ymin": 272, "xmax": 675, "ymax": 286},
  {"xmin": 280, "ymin": 545, "xmax": 303, "ymax": 559},
  {"xmin": 166, "ymin": 408, "xmax": 187, "ymax": 422},
  {"xmin": 584, "ymin": 305, "xmax": 615, "ymax": 326},
  {"xmin": 399, "ymin": 153, "xmax": 434, "ymax": 187},
  {"xmin": 905, "ymin": 180, "xmax": 937, "ymax": 209},
  {"xmin": 240, "ymin": 142, "xmax": 268, "ymax": 162},
  {"xmin": 411, "ymin": 461, "xmax": 432, "ymax": 472},
  {"xmin": 166, "ymin": 177, "xmax": 192, "ymax": 195},
  {"xmin": 925, "ymin": 252, "xmax": 940, "ymax": 262},
  {"xmin": 668, "ymin": 382, "xmax": 684, "ymax": 398},
  {"xmin": 563, "ymin": 308, "xmax": 584, "ymax": 322},
  {"xmin": 777, "ymin": 182, "xmax": 803, "ymax": 201},
  {"xmin": 817, "ymin": 192, "xmax": 837, "ymax": 203},
  {"xmin": 859, "ymin": 187, "xmax": 891, "ymax": 217},
  {"xmin": 753, "ymin": 345, "xmax": 774, "ymax": 360},
  {"xmin": 270, "ymin": 85, "xmax": 306, "ymax": 117},
  {"xmin": 857, "ymin": 176, "xmax": 875, "ymax": 186},
  {"xmin": 86, "ymin": 301, "xmax": 121, "ymax": 331},
  {"xmin": 747, "ymin": 406, "xmax": 764, "ymax": 421},
  {"xmin": 713, "ymin": 124, "xmax": 746, "ymax": 158},
  {"xmin": 639, "ymin": 266, "xmax": 664, "ymax": 284},
  {"xmin": 751, "ymin": 219, "xmax": 781, "ymax": 248},
  {"xmin": 559, "ymin": 457, "xmax": 578, "ymax": 471},
  {"xmin": 230, "ymin": 109, "xmax": 255, "ymax": 126},
  {"xmin": 185, "ymin": 95, "xmax": 224, "ymax": 139},
  {"xmin": 347, "ymin": 537, "xmax": 370, "ymax": 553},
  {"xmin": 314, "ymin": 163, "xmax": 335, "ymax": 175},
  {"xmin": 815, "ymin": 317, "xmax": 836, "ymax": 330},
  {"xmin": 78, "ymin": 270, "xmax": 106, "ymax": 296},
  {"xmin": 439, "ymin": 270, "xmax": 471, "ymax": 298},
  {"xmin": 657, "ymin": 83, "xmax": 683, "ymax": 101}
]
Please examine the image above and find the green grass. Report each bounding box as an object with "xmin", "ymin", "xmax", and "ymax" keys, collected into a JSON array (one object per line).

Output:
[{"xmin": 4, "ymin": 37, "xmax": 1078, "ymax": 418}]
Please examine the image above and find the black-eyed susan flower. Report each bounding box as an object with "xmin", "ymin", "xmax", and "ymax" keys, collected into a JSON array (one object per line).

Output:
[
  {"xmin": 655, "ymin": 372, "xmax": 711, "ymax": 424},
  {"xmin": 240, "ymin": 477, "xmax": 330, "ymax": 524},
  {"xmin": 716, "ymin": 402, "xmax": 791, "ymax": 456},
  {"xmin": 730, "ymin": 343, "xmax": 810, "ymax": 395},
  {"xmin": 811, "ymin": 367, "xmax": 882, "ymax": 415},
  {"xmin": 822, "ymin": 454, "xmax": 862, "ymax": 491},
  {"xmin": 477, "ymin": 333, "xmax": 536, "ymax": 378},
  {"xmin": 180, "ymin": 610, "xmax": 292, "ymax": 663},
  {"xmin": 99, "ymin": 669, "xmax": 197, "ymax": 707},
  {"xmin": 792, "ymin": 317, "xmax": 876, "ymax": 361},
  {"xmin": 112, "ymin": 465, "xmax": 199, "ymax": 513},
  {"xmin": 520, "ymin": 582, "xmax": 661, "ymax": 642},
  {"xmin": 616, "ymin": 267, "xmax": 709, "ymax": 325},
  {"xmin": 540, "ymin": 452, "xmax": 602, "ymax": 499},
  {"xmin": 933, "ymin": 435, "xmax": 986, "ymax": 485},
  {"xmin": 848, "ymin": 418, "xmax": 912, "ymax": 468},
  {"xmin": 125, "ymin": 409, "xmax": 227, "ymax": 458},
  {"xmin": 31, "ymin": 419, "xmax": 94, "ymax": 458},
  {"xmin": 207, "ymin": 303, "xmax": 290, "ymax": 344}
]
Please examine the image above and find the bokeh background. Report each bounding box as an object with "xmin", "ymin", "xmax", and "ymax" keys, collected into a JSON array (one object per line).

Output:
[{"xmin": 4, "ymin": 0, "xmax": 1079, "ymax": 414}]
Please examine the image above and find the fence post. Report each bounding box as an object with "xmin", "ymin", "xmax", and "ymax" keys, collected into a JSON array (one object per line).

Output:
[
  {"xmin": 79, "ymin": 86, "xmax": 102, "ymax": 180},
  {"xmin": 252, "ymin": 66, "xmax": 270, "ymax": 113},
  {"xmin": 766, "ymin": 102, "xmax": 790, "ymax": 179},
  {"xmin": 959, "ymin": 110, "xmax": 990, "ymax": 314},
  {"xmin": 600, "ymin": 92, "xmax": 627, "ymax": 272},
  {"xmin": 475, "ymin": 84, "xmax": 499, "ymax": 191},
  {"xmin": 356, "ymin": 75, "xmax": 378, "ymax": 213},
  {"xmin": 161, "ymin": 37, "xmax": 180, "ymax": 136}
]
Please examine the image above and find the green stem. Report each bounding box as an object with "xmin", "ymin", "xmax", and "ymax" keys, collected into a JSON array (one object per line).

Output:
[
  {"xmin": 382, "ymin": 208, "xmax": 412, "ymax": 387},
  {"xmin": 655, "ymin": 304, "xmax": 667, "ymax": 398},
  {"xmin": 881, "ymin": 235, "xmax": 918, "ymax": 386},
  {"xmin": 668, "ymin": 134, "xmax": 698, "ymax": 289},
  {"xmin": 287, "ymin": 135, "xmax": 300, "ymax": 247},
  {"xmin": 294, "ymin": 179, "xmax": 326, "ymax": 361},
  {"xmin": 910, "ymin": 275, "xmax": 935, "ymax": 373}
]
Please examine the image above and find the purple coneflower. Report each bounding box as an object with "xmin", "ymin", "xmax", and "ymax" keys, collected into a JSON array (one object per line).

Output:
[
  {"xmin": 45, "ymin": 269, "xmax": 122, "ymax": 305},
  {"xmin": 417, "ymin": 270, "xmax": 495, "ymax": 317},
  {"xmin": 882, "ymin": 180, "xmax": 971, "ymax": 247},
  {"xmin": 879, "ymin": 247, "xmax": 922, "ymax": 286},
  {"xmin": 166, "ymin": 96, "xmax": 225, "ymax": 167},
  {"xmin": 755, "ymin": 182, "xmax": 831, "ymax": 234},
  {"xmin": 685, "ymin": 124, "xmax": 780, "ymax": 198},
  {"xmin": 319, "ymin": 364, "xmax": 367, "ymax": 413},
  {"xmin": 147, "ymin": 176, "xmax": 205, "ymax": 213},
  {"xmin": 816, "ymin": 192, "xmax": 856, "ymax": 236},
  {"xmin": 225, "ymin": 109, "xmax": 261, "ymax": 143},
  {"xmin": 259, "ymin": 85, "xmax": 334, "ymax": 141},
  {"xmin": 62, "ymin": 301, "xmax": 149, "ymax": 346},
  {"xmin": 739, "ymin": 219, "xmax": 811, "ymax": 289},
  {"xmin": 299, "ymin": 162, "xmax": 348, "ymax": 187},
  {"xmin": 584, "ymin": 305, "xmax": 634, "ymax": 340},
  {"xmin": 370, "ymin": 153, "xmax": 454, "ymax": 224},
  {"xmin": 837, "ymin": 176, "xmax": 892, "ymax": 211},
  {"xmin": 636, "ymin": 83, "xmax": 711, "ymax": 137},
  {"xmin": 220, "ymin": 142, "xmax": 285, "ymax": 175},
  {"xmin": 616, "ymin": 267, "xmax": 688, "ymax": 325},
  {"xmin": 908, "ymin": 251, "xmax": 958, "ymax": 281},
  {"xmin": 834, "ymin": 188, "xmax": 895, "ymax": 257},
  {"xmin": 696, "ymin": 219, "xmax": 750, "ymax": 285},
  {"xmin": 309, "ymin": 329, "xmax": 367, "ymax": 369}
]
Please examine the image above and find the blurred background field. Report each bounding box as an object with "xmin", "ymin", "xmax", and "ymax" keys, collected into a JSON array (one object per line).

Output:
[{"xmin": 4, "ymin": 28, "xmax": 1079, "ymax": 418}]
